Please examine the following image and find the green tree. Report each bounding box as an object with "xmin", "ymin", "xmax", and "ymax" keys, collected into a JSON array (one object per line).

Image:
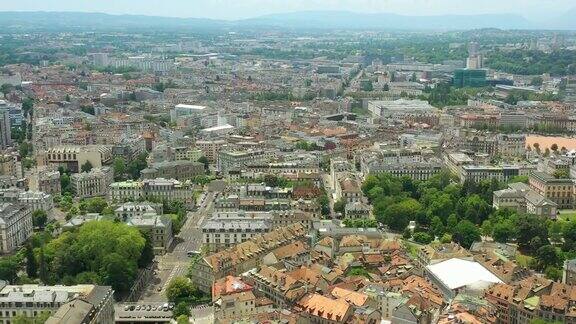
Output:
[
  {"xmin": 0, "ymin": 257, "xmax": 19, "ymax": 283},
  {"xmin": 176, "ymin": 315, "xmax": 190, "ymax": 324},
  {"xmin": 413, "ymin": 232, "xmax": 433, "ymax": 244},
  {"xmin": 515, "ymin": 214, "xmax": 549, "ymax": 252},
  {"xmin": 173, "ymin": 302, "xmax": 191, "ymax": 318},
  {"xmin": 81, "ymin": 161, "xmax": 93, "ymax": 173},
  {"xmin": 197, "ymin": 156, "xmax": 209, "ymax": 171},
  {"xmin": 25, "ymin": 243, "xmax": 37, "ymax": 278},
  {"xmin": 333, "ymin": 199, "xmax": 346, "ymax": 216},
  {"xmin": 84, "ymin": 197, "xmax": 108, "ymax": 214},
  {"xmin": 452, "ymin": 220, "xmax": 481, "ymax": 249},
  {"xmin": 138, "ymin": 231, "xmax": 155, "ymax": 268},
  {"xmin": 166, "ymin": 276, "xmax": 197, "ymax": 303},
  {"xmin": 32, "ymin": 210, "xmax": 48, "ymax": 228},
  {"xmin": 38, "ymin": 248, "xmax": 48, "ymax": 284},
  {"xmin": 102, "ymin": 253, "xmax": 137, "ymax": 294},
  {"xmin": 535, "ymin": 245, "xmax": 563, "ymax": 271},
  {"xmin": 377, "ymin": 199, "xmax": 422, "ymax": 232},
  {"xmin": 113, "ymin": 157, "xmax": 127, "ymax": 181}
]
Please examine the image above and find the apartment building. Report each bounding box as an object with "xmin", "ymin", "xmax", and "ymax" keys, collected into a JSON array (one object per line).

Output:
[
  {"xmin": 0, "ymin": 203, "xmax": 33, "ymax": 254},
  {"xmin": 191, "ymin": 223, "xmax": 308, "ymax": 293},
  {"xmin": 202, "ymin": 210, "xmax": 313, "ymax": 252},
  {"xmin": 40, "ymin": 146, "xmax": 113, "ymax": 173},
  {"xmin": 217, "ymin": 150, "xmax": 275, "ymax": 174},
  {"xmin": 461, "ymin": 165, "xmax": 535, "ymax": 183},
  {"xmin": 0, "ymin": 283, "xmax": 114, "ymax": 324},
  {"xmin": 529, "ymin": 171, "xmax": 574, "ymax": 209},
  {"xmin": 34, "ymin": 170, "xmax": 61, "ymax": 195},
  {"xmin": 485, "ymin": 277, "xmax": 576, "ymax": 324},
  {"xmin": 195, "ymin": 140, "xmax": 227, "ymax": 162},
  {"xmin": 71, "ymin": 167, "xmax": 114, "ymax": 198},
  {"xmin": 140, "ymin": 160, "xmax": 204, "ymax": 181}
]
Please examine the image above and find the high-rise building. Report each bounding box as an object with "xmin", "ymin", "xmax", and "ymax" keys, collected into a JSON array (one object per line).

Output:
[
  {"xmin": 453, "ymin": 69, "xmax": 487, "ymax": 88},
  {"xmin": 0, "ymin": 107, "xmax": 11, "ymax": 150}
]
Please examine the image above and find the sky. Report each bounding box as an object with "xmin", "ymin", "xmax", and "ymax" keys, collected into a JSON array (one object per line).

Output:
[{"xmin": 0, "ymin": 0, "xmax": 574, "ymax": 21}]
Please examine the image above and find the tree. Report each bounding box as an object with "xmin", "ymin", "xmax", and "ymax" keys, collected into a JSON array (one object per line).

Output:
[
  {"xmin": 544, "ymin": 266, "xmax": 562, "ymax": 281},
  {"xmin": 377, "ymin": 199, "xmax": 422, "ymax": 232},
  {"xmin": 551, "ymin": 143, "xmax": 559, "ymax": 152},
  {"xmin": 84, "ymin": 197, "xmax": 108, "ymax": 214},
  {"xmin": 128, "ymin": 153, "xmax": 148, "ymax": 179},
  {"xmin": 413, "ymin": 232, "xmax": 433, "ymax": 244},
  {"xmin": 562, "ymin": 220, "xmax": 576, "ymax": 251},
  {"xmin": 103, "ymin": 253, "xmax": 137, "ymax": 294},
  {"xmin": 197, "ymin": 156, "xmax": 209, "ymax": 172},
  {"xmin": 553, "ymin": 169, "xmax": 569, "ymax": 179},
  {"xmin": 113, "ymin": 157, "xmax": 127, "ymax": 181},
  {"xmin": 81, "ymin": 161, "xmax": 93, "ymax": 173},
  {"xmin": 32, "ymin": 210, "xmax": 48, "ymax": 228},
  {"xmin": 173, "ymin": 302, "xmax": 191, "ymax": 318},
  {"xmin": 430, "ymin": 216, "xmax": 445, "ymax": 238},
  {"xmin": 535, "ymin": 245, "xmax": 563, "ymax": 271},
  {"xmin": 492, "ymin": 221, "xmax": 515, "ymax": 243},
  {"xmin": 0, "ymin": 257, "xmax": 19, "ymax": 283},
  {"xmin": 176, "ymin": 315, "xmax": 190, "ymax": 324},
  {"xmin": 138, "ymin": 231, "xmax": 155, "ymax": 268},
  {"xmin": 166, "ymin": 276, "xmax": 197, "ymax": 304},
  {"xmin": 515, "ymin": 214, "xmax": 549, "ymax": 252},
  {"xmin": 333, "ymin": 199, "xmax": 346, "ymax": 216},
  {"xmin": 25, "ymin": 243, "xmax": 37, "ymax": 278},
  {"xmin": 452, "ymin": 220, "xmax": 481, "ymax": 249},
  {"xmin": 38, "ymin": 248, "xmax": 48, "ymax": 284}
]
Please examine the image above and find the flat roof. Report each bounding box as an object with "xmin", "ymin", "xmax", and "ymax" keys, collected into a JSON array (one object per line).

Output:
[
  {"xmin": 427, "ymin": 258, "xmax": 502, "ymax": 290},
  {"xmin": 175, "ymin": 104, "xmax": 206, "ymax": 110}
]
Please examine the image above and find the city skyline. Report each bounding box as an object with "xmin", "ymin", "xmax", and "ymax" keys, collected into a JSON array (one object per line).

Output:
[{"xmin": 0, "ymin": 0, "xmax": 574, "ymax": 21}]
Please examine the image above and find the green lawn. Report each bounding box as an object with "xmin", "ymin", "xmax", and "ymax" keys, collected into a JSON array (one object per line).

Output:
[{"xmin": 558, "ymin": 210, "xmax": 576, "ymax": 222}]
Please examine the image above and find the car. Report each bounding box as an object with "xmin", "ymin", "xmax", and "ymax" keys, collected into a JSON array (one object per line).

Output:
[
  {"xmin": 124, "ymin": 305, "xmax": 130, "ymax": 311},
  {"xmin": 146, "ymin": 305, "xmax": 152, "ymax": 311},
  {"xmin": 152, "ymin": 306, "xmax": 157, "ymax": 311},
  {"xmin": 168, "ymin": 303, "xmax": 174, "ymax": 310},
  {"xmin": 129, "ymin": 305, "xmax": 135, "ymax": 311},
  {"xmin": 135, "ymin": 305, "xmax": 141, "ymax": 311},
  {"xmin": 187, "ymin": 250, "xmax": 200, "ymax": 257}
]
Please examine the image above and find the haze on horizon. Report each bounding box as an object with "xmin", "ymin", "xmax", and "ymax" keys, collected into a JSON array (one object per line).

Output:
[{"xmin": 0, "ymin": 0, "xmax": 574, "ymax": 21}]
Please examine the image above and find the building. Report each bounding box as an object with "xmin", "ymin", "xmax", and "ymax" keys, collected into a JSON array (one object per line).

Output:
[
  {"xmin": 461, "ymin": 165, "xmax": 534, "ymax": 183},
  {"xmin": 529, "ymin": 171, "xmax": 574, "ymax": 209},
  {"xmin": 190, "ymin": 223, "xmax": 308, "ymax": 293},
  {"xmin": 109, "ymin": 178, "xmax": 195, "ymax": 207},
  {"xmin": 127, "ymin": 214, "xmax": 173, "ymax": 255},
  {"xmin": 493, "ymin": 182, "xmax": 557, "ymax": 218},
  {"xmin": 0, "ymin": 106, "xmax": 11, "ymax": 150},
  {"xmin": 485, "ymin": 276, "xmax": 576, "ymax": 324},
  {"xmin": 71, "ymin": 167, "xmax": 114, "ymax": 198},
  {"xmin": 212, "ymin": 276, "xmax": 258, "ymax": 321},
  {"xmin": 171, "ymin": 104, "xmax": 207, "ymax": 125},
  {"xmin": 114, "ymin": 202, "xmax": 163, "ymax": 221},
  {"xmin": 41, "ymin": 146, "xmax": 113, "ymax": 173},
  {"xmin": 34, "ymin": 170, "xmax": 61, "ymax": 195},
  {"xmin": 368, "ymin": 99, "xmax": 437, "ymax": 119},
  {"xmin": 295, "ymin": 293, "xmax": 353, "ymax": 323},
  {"xmin": 217, "ymin": 150, "xmax": 275, "ymax": 174},
  {"xmin": 140, "ymin": 160, "xmax": 204, "ymax": 181},
  {"xmin": 0, "ymin": 203, "xmax": 33, "ymax": 254},
  {"xmin": 17, "ymin": 190, "xmax": 54, "ymax": 213},
  {"xmin": 0, "ymin": 283, "xmax": 114, "ymax": 324},
  {"xmin": 335, "ymin": 177, "xmax": 363, "ymax": 204},
  {"xmin": 453, "ymin": 69, "xmax": 487, "ymax": 88},
  {"xmin": 0, "ymin": 153, "xmax": 22, "ymax": 178},
  {"xmin": 195, "ymin": 140, "xmax": 226, "ymax": 162},
  {"xmin": 426, "ymin": 258, "xmax": 502, "ymax": 299},
  {"xmin": 202, "ymin": 210, "xmax": 313, "ymax": 252}
]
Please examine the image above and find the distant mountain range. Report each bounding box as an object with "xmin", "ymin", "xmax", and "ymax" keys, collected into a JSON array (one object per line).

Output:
[{"xmin": 0, "ymin": 10, "xmax": 574, "ymax": 31}]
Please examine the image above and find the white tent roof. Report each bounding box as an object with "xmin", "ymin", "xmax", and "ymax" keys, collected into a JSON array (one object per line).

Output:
[{"xmin": 426, "ymin": 258, "xmax": 502, "ymax": 290}]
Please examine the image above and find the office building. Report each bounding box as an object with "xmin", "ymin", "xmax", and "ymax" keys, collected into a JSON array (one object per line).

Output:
[{"xmin": 71, "ymin": 167, "xmax": 114, "ymax": 198}]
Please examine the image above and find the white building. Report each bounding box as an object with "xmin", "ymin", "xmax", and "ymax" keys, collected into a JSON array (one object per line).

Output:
[
  {"xmin": 0, "ymin": 203, "xmax": 33, "ymax": 253},
  {"xmin": 71, "ymin": 167, "xmax": 114, "ymax": 198}
]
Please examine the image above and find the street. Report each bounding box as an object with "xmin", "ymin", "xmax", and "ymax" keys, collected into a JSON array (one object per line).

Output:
[{"xmin": 139, "ymin": 191, "xmax": 216, "ymax": 302}]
